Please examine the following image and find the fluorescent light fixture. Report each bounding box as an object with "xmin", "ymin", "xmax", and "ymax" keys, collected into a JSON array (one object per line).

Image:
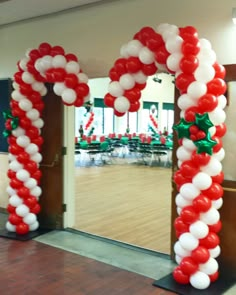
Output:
[{"xmin": 232, "ymin": 8, "xmax": 236, "ymax": 24}]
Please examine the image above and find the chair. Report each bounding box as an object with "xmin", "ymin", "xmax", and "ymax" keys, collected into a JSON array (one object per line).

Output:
[
  {"xmin": 150, "ymin": 143, "xmax": 168, "ymax": 166},
  {"xmin": 137, "ymin": 142, "xmax": 152, "ymax": 165},
  {"xmin": 86, "ymin": 143, "xmax": 103, "ymax": 165}
]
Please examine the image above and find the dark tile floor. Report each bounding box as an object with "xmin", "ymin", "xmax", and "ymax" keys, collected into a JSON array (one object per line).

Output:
[{"xmin": 0, "ymin": 237, "xmax": 176, "ymax": 295}]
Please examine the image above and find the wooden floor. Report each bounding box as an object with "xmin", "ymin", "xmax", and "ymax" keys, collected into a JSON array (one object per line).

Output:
[{"xmin": 73, "ymin": 159, "xmax": 172, "ymax": 254}]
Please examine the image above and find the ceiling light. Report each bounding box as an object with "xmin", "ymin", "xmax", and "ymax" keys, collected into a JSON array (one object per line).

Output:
[{"xmin": 232, "ymin": 8, "xmax": 236, "ymax": 24}]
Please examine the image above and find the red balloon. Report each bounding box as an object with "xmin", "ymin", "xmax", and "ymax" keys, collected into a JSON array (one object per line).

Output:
[
  {"xmin": 180, "ymin": 257, "xmax": 198, "ymax": 275},
  {"xmin": 180, "ymin": 160, "xmax": 199, "ymax": 178},
  {"xmin": 126, "ymin": 57, "xmax": 142, "ymax": 73},
  {"xmin": 104, "ymin": 93, "xmax": 115, "ymax": 108},
  {"xmin": 17, "ymin": 152, "xmax": 30, "ymax": 164},
  {"xmin": 20, "ymin": 117, "xmax": 32, "ymax": 129},
  {"xmin": 74, "ymin": 97, "xmax": 84, "ymax": 107},
  {"xmin": 28, "ymin": 49, "xmax": 41, "ymax": 61},
  {"xmin": 181, "ymin": 37, "xmax": 200, "ymax": 56},
  {"xmin": 20, "ymin": 84, "xmax": 33, "ymax": 96},
  {"xmin": 200, "ymin": 232, "xmax": 220, "ymax": 249},
  {"xmin": 7, "ymin": 169, "xmax": 16, "ymax": 179},
  {"xmin": 179, "ymin": 54, "xmax": 199, "ymax": 75},
  {"xmin": 185, "ymin": 106, "xmax": 199, "ymax": 122},
  {"xmin": 75, "ymin": 83, "xmax": 89, "ymax": 98},
  {"xmin": 180, "ymin": 206, "xmax": 199, "ymax": 224},
  {"xmin": 142, "ymin": 63, "xmax": 157, "ymax": 76},
  {"xmin": 24, "ymin": 161, "xmax": 38, "ymax": 174},
  {"xmin": 208, "ymin": 220, "xmax": 222, "ymax": 233},
  {"xmin": 212, "ymin": 136, "xmax": 222, "ymax": 153},
  {"xmin": 65, "ymin": 53, "xmax": 78, "ymax": 62},
  {"xmin": 215, "ymin": 123, "xmax": 227, "ymax": 137},
  {"xmin": 18, "ymin": 187, "xmax": 31, "ymax": 199},
  {"xmin": 191, "ymin": 150, "xmax": 211, "ymax": 167},
  {"xmin": 16, "ymin": 222, "xmax": 29, "ymax": 235},
  {"xmin": 9, "ymin": 213, "xmax": 22, "ymax": 225},
  {"xmin": 124, "ymin": 88, "xmax": 141, "ymax": 103},
  {"xmin": 8, "ymin": 144, "xmax": 24, "ymax": 155},
  {"xmin": 154, "ymin": 45, "xmax": 170, "ymax": 64},
  {"xmin": 211, "ymin": 171, "xmax": 224, "ymax": 184},
  {"xmin": 198, "ymin": 94, "xmax": 218, "ymax": 113},
  {"xmin": 146, "ymin": 33, "xmax": 164, "ymax": 51},
  {"xmin": 7, "ymin": 204, "xmax": 16, "ymax": 214},
  {"xmin": 174, "ymin": 170, "xmax": 189, "ymax": 186},
  {"xmin": 114, "ymin": 58, "xmax": 127, "ymax": 76},
  {"xmin": 191, "ymin": 246, "xmax": 210, "ymax": 263},
  {"xmin": 53, "ymin": 68, "xmax": 66, "ymax": 82},
  {"xmin": 26, "ymin": 127, "xmax": 40, "ymax": 139},
  {"xmin": 109, "ymin": 67, "xmax": 120, "ymax": 81},
  {"xmin": 175, "ymin": 73, "xmax": 195, "ymax": 93},
  {"xmin": 10, "ymin": 178, "xmax": 23, "ymax": 190},
  {"xmin": 24, "ymin": 196, "xmax": 38, "ymax": 208},
  {"xmin": 114, "ymin": 110, "xmax": 125, "ymax": 117},
  {"xmin": 129, "ymin": 101, "xmax": 140, "ymax": 112},
  {"xmin": 207, "ymin": 78, "xmax": 227, "ymax": 96},
  {"xmin": 31, "ymin": 203, "xmax": 41, "ymax": 214},
  {"xmin": 179, "ymin": 26, "xmax": 198, "ymax": 39},
  {"xmin": 209, "ymin": 271, "xmax": 219, "ymax": 282},
  {"xmin": 203, "ymin": 182, "xmax": 223, "ymax": 200},
  {"xmin": 50, "ymin": 45, "xmax": 65, "ymax": 56},
  {"xmin": 173, "ymin": 266, "xmax": 190, "ymax": 284},
  {"xmin": 64, "ymin": 73, "xmax": 79, "ymax": 88},
  {"xmin": 192, "ymin": 194, "xmax": 212, "ymax": 213},
  {"xmin": 213, "ymin": 62, "xmax": 226, "ymax": 79},
  {"xmin": 139, "ymin": 26, "xmax": 156, "ymax": 44},
  {"xmin": 174, "ymin": 216, "xmax": 189, "ymax": 233},
  {"xmin": 38, "ymin": 42, "xmax": 52, "ymax": 56},
  {"xmin": 32, "ymin": 170, "xmax": 42, "ymax": 183}
]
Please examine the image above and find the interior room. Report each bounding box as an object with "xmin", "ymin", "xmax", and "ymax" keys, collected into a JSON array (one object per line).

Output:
[{"xmin": 0, "ymin": 0, "xmax": 236, "ymax": 294}]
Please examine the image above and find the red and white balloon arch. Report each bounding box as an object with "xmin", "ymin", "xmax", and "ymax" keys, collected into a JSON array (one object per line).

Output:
[
  {"xmin": 5, "ymin": 42, "xmax": 90, "ymax": 235},
  {"xmin": 104, "ymin": 23, "xmax": 227, "ymax": 290}
]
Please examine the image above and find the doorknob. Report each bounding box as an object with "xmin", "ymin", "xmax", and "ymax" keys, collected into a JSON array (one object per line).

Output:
[{"xmin": 41, "ymin": 153, "xmax": 60, "ymax": 167}]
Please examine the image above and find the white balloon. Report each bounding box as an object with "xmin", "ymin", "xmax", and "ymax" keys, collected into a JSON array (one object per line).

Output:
[
  {"xmin": 40, "ymin": 55, "xmax": 53, "ymax": 72},
  {"xmin": 16, "ymin": 169, "xmax": 30, "ymax": 182},
  {"xmin": 62, "ymin": 89, "xmax": 77, "ymax": 104},
  {"xmin": 9, "ymin": 160, "xmax": 23, "ymax": 172},
  {"xmin": 177, "ymin": 94, "xmax": 197, "ymax": 110},
  {"xmin": 32, "ymin": 82, "xmax": 44, "ymax": 92},
  {"xmin": 190, "ymin": 220, "xmax": 209, "ymax": 239},
  {"xmin": 179, "ymin": 232, "xmax": 199, "ymax": 251},
  {"xmin": 6, "ymin": 186, "xmax": 16, "ymax": 196},
  {"xmin": 126, "ymin": 39, "xmax": 143, "ymax": 56},
  {"xmin": 30, "ymin": 152, "xmax": 42, "ymax": 163},
  {"xmin": 120, "ymin": 44, "xmax": 130, "ymax": 58},
  {"xmin": 29, "ymin": 220, "xmax": 39, "ymax": 231},
  {"xmin": 24, "ymin": 178, "xmax": 37, "ymax": 189},
  {"xmin": 9, "ymin": 195, "xmax": 23, "ymax": 207},
  {"xmin": 180, "ymin": 183, "xmax": 200, "ymax": 201},
  {"xmin": 12, "ymin": 90, "xmax": 26, "ymax": 101},
  {"xmin": 190, "ymin": 271, "xmax": 210, "ymax": 289},
  {"xmin": 199, "ymin": 257, "xmax": 218, "ymax": 275},
  {"xmin": 165, "ymin": 35, "xmax": 183, "ymax": 54},
  {"xmin": 200, "ymin": 207, "xmax": 220, "ymax": 225},
  {"xmin": 6, "ymin": 221, "xmax": 16, "ymax": 232},
  {"xmin": 12, "ymin": 127, "xmax": 25, "ymax": 137},
  {"xmin": 217, "ymin": 95, "xmax": 227, "ymax": 109},
  {"xmin": 198, "ymin": 48, "xmax": 216, "ymax": 65},
  {"xmin": 199, "ymin": 38, "xmax": 212, "ymax": 49},
  {"xmin": 192, "ymin": 172, "xmax": 212, "ymax": 190},
  {"xmin": 208, "ymin": 126, "xmax": 216, "ymax": 137},
  {"xmin": 22, "ymin": 72, "xmax": 35, "ymax": 84},
  {"xmin": 187, "ymin": 81, "xmax": 207, "ymax": 100},
  {"xmin": 119, "ymin": 74, "xmax": 135, "ymax": 90},
  {"xmin": 209, "ymin": 107, "xmax": 226, "ymax": 125},
  {"xmin": 166, "ymin": 53, "xmax": 182, "ymax": 72},
  {"xmin": 16, "ymin": 204, "xmax": 29, "ymax": 217},
  {"xmin": 209, "ymin": 246, "xmax": 221, "ymax": 258},
  {"xmin": 114, "ymin": 96, "xmax": 130, "ymax": 113},
  {"xmin": 65, "ymin": 61, "xmax": 80, "ymax": 74},
  {"xmin": 52, "ymin": 55, "xmax": 67, "ymax": 68},
  {"xmin": 30, "ymin": 186, "xmax": 42, "ymax": 198},
  {"xmin": 176, "ymin": 146, "xmax": 192, "ymax": 161},
  {"xmin": 16, "ymin": 135, "xmax": 30, "ymax": 148},
  {"xmin": 175, "ymin": 255, "xmax": 182, "ymax": 265},
  {"xmin": 23, "ymin": 213, "xmax": 37, "ymax": 225},
  {"xmin": 175, "ymin": 193, "xmax": 192, "ymax": 208},
  {"xmin": 77, "ymin": 72, "xmax": 88, "ymax": 84},
  {"xmin": 212, "ymin": 198, "xmax": 223, "ymax": 210},
  {"xmin": 212, "ymin": 148, "xmax": 225, "ymax": 161},
  {"xmin": 182, "ymin": 138, "xmax": 197, "ymax": 151},
  {"xmin": 25, "ymin": 143, "xmax": 39, "ymax": 155},
  {"xmin": 108, "ymin": 81, "xmax": 124, "ymax": 97},
  {"xmin": 201, "ymin": 157, "xmax": 222, "ymax": 176},
  {"xmin": 40, "ymin": 86, "xmax": 48, "ymax": 96},
  {"xmin": 26, "ymin": 109, "xmax": 40, "ymax": 121},
  {"xmin": 177, "ymin": 206, "xmax": 182, "ymax": 215},
  {"xmin": 194, "ymin": 63, "xmax": 215, "ymax": 83},
  {"xmin": 32, "ymin": 118, "xmax": 44, "ymax": 129},
  {"xmin": 19, "ymin": 57, "xmax": 29, "ymax": 71},
  {"xmin": 139, "ymin": 47, "xmax": 155, "ymax": 64},
  {"xmin": 53, "ymin": 82, "xmax": 66, "ymax": 96},
  {"xmin": 132, "ymin": 71, "xmax": 147, "ymax": 84},
  {"xmin": 174, "ymin": 241, "xmax": 191, "ymax": 257}
]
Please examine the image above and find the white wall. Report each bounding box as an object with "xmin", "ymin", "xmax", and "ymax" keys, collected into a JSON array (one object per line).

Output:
[{"xmin": 0, "ymin": 0, "xmax": 236, "ymax": 79}]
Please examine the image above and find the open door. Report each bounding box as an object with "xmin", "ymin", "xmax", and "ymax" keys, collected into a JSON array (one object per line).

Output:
[{"xmin": 38, "ymin": 84, "xmax": 64, "ymax": 229}]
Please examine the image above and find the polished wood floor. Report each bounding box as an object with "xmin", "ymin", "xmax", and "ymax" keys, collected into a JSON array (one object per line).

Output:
[{"xmin": 73, "ymin": 157, "xmax": 172, "ymax": 254}]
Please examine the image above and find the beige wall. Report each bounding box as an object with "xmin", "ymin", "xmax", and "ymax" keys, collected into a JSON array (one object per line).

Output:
[{"xmin": 0, "ymin": 0, "xmax": 236, "ymax": 79}]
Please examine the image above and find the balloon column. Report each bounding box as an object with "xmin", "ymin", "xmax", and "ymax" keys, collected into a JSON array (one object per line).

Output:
[
  {"xmin": 104, "ymin": 24, "xmax": 226, "ymax": 290},
  {"xmin": 148, "ymin": 104, "xmax": 158, "ymax": 135},
  {"xmin": 84, "ymin": 104, "xmax": 95, "ymax": 136},
  {"xmin": 4, "ymin": 42, "xmax": 90, "ymax": 234}
]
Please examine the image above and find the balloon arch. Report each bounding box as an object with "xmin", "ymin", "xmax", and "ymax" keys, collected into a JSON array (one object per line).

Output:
[
  {"xmin": 4, "ymin": 23, "xmax": 226, "ymax": 290},
  {"xmin": 103, "ymin": 23, "xmax": 226, "ymax": 290}
]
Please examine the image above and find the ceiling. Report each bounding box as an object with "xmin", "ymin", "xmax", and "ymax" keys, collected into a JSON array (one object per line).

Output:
[{"xmin": 0, "ymin": 0, "xmax": 106, "ymax": 26}]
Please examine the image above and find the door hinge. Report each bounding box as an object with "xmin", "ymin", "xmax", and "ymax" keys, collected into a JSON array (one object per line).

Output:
[
  {"xmin": 62, "ymin": 146, "xmax": 67, "ymax": 156},
  {"xmin": 62, "ymin": 203, "xmax": 67, "ymax": 212}
]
